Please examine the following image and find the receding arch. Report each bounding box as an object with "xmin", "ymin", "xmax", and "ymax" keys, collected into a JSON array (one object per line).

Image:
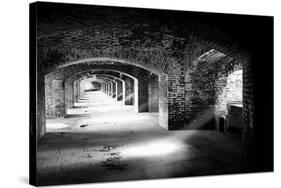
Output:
[
  {"xmin": 66, "ymin": 69, "xmax": 139, "ymax": 112},
  {"xmin": 96, "ymin": 74, "xmax": 126, "ymax": 105},
  {"xmin": 64, "ymin": 68, "xmax": 139, "ymax": 81}
]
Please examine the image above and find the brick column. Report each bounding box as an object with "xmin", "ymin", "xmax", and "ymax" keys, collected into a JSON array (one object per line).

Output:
[
  {"xmin": 122, "ymin": 80, "xmax": 126, "ymax": 105},
  {"xmin": 242, "ymin": 55, "xmax": 273, "ymax": 172},
  {"xmin": 124, "ymin": 76, "xmax": 134, "ymax": 105},
  {"xmin": 167, "ymin": 61, "xmax": 185, "ymax": 130},
  {"xmin": 78, "ymin": 81, "xmax": 81, "ymax": 100},
  {"xmin": 64, "ymin": 78, "xmax": 74, "ymax": 114},
  {"xmin": 112, "ymin": 81, "xmax": 117, "ymax": 99},
  {"xmin": 108, "ymin": 81, "xmax": 113, "ymax": 97},
  {"xmin": 148, "ymin": 73, "xmax": 159, "ymax": 112},
  {"xmin": 36, "ymin": 73, "xmax": 46, "ymax": 140},
  {"xmin": 137, "ymin": 71, "xmax": 149, "ymax": 112},
  {"xmin": 159, "ymin": 74, "xmax": 168, "ymax": 129},
  {"xmin": 73, "ymin": 80, "xmax": 79, "ymax": 103},
  {"xmin": 104, "ymin": 82, "xmax": 107, "ymax": 95},
  {"xmin": 45, "ymin": 78, "xmax": 65, "ymax": 118},
  {"xmin": 115, "ymin": 79, "xmax": 123, "ymax": 102}
]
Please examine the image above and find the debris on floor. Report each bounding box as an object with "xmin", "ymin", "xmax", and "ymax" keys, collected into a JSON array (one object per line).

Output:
[
  {"xmin": 101, "ymin": 152, "xmax": 128, "ymax": 170},
  {"xmin": 80, "ymin": 153, "xmax": 93, "ymax": 159},
  {"xmin": 97, "ymin": 144, "xmax": 124, "ymax": 152}
]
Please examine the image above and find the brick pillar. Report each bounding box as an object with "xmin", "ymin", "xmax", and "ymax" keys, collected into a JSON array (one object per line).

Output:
[
  {"xmin": 107, "ymin": 82, "xmax": 110, "ymax": 96},
  {"xmin": 108, "ymin": 81, "xmax": 113, "ymax": 97},
  {"xmin": 133, "ymin": 78, "xmax": 139, "ymax": 112},
  {"xmin": 122, "ymin": 80, "xmax": 126, "ymax": 105},
  {"xmin": 73, "ymin": 80, "xmax": 79, "ymax": 103},
  {"xmin": 79, "ymin": 81, "xmax": 84, "ymax": 99},
  {"xmin": 148, "ymin": 73, "xmax": 159, "ymax": 112},
  {"xmin": 36, "ymin": 73, "xmax": 46, "ymax": 140},
  {"xmin": 167, "ymin": 61, "xmax": 185, "ymax": 130},
  {"xmin": 111, "ymin": 82, "xmax": 114, "ymax": 97},
  {"xmin": 45, "ymin": 78, "xmax": 65, "ymax": 118},
  {"xmin": 80, "ymin": 81, "xmax": 85, "ymax": 99},
  {"xmin": 64, "ymin": 78, "xmax": 74, "ymax": 114},
  {"xmin": 159, "ymin": 74, "xmax": 168, "ymax": 129},
  {"xmin": 124, "ymin": 76, "xmax": 134, "ymax": 105},
  {"xmin": 116, "ymin": 79, "xmax": 123, "ymax": 102},
  {"xmin": 183, "ymin": 43, "xmax": 211, "ymax": 129},
  {"xmin": 104, "ymin": 82, "xmax": 107, "ymax": 95},
  {"xmin": 242, "ymin": 55, "xmax": 273, "ymax": 172},
  {"xmin": 137, "ymin": 71, "xmax": 149, "ymax": 112},
  {"xmin": 112, "ymin": 81, "xmax": 116, "ymax": 99},
  {"xmin": 101, "ymin": 83, "xmax": 105, "ymax": 93},
  {"xmin": 115, "ymin": 80, "xmax": 119, "ymax": 100},
  {"xmin": 242, "ymin": 58, "xmax": 255, "ymax": 171},
  {"xmin": 106, "ymin": 82, "xmax": 109, "ymax": 95},
  {"xmin": 78, "ymin": 81, "xmax": 81, "ymax": 100}
]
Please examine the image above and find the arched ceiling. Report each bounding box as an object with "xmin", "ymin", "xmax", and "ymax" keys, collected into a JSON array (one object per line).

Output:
[
  {"xmin": 36, "ymin": 2, "xmax": 251, "ymax": 74},
  {"xmin": 47, "ymin": 62, "xmax": 149, "ymax": 82}
]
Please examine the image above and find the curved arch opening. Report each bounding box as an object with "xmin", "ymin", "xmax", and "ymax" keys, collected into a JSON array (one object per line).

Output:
[
  {"xmin": 185, "ymin": 49, "xmax": 243, "ymax": 132},
  {"xmin": 56, "ymin": 57, "xmax": 165, "ymax": 76}
]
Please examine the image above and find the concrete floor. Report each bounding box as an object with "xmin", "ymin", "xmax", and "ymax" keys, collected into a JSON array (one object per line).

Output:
[{"xmin": 37, "ymin": 91, "xmax": 242, "ymax": 186}]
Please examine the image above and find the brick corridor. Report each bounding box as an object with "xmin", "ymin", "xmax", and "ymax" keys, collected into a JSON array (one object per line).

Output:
[{"xmin": 37, "ymin": 91, "xmax": 242, "ymax": 185}]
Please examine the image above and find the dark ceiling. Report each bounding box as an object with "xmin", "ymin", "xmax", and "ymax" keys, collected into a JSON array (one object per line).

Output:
[{"xmin": 34, "ymin": 2, "xmax": 273, "ymax": 57}]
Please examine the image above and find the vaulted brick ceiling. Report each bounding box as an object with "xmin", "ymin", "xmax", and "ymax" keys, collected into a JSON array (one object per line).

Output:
[{"xmin": 36, "ymin": 2, "xmax": 251, "ymax": 75}]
